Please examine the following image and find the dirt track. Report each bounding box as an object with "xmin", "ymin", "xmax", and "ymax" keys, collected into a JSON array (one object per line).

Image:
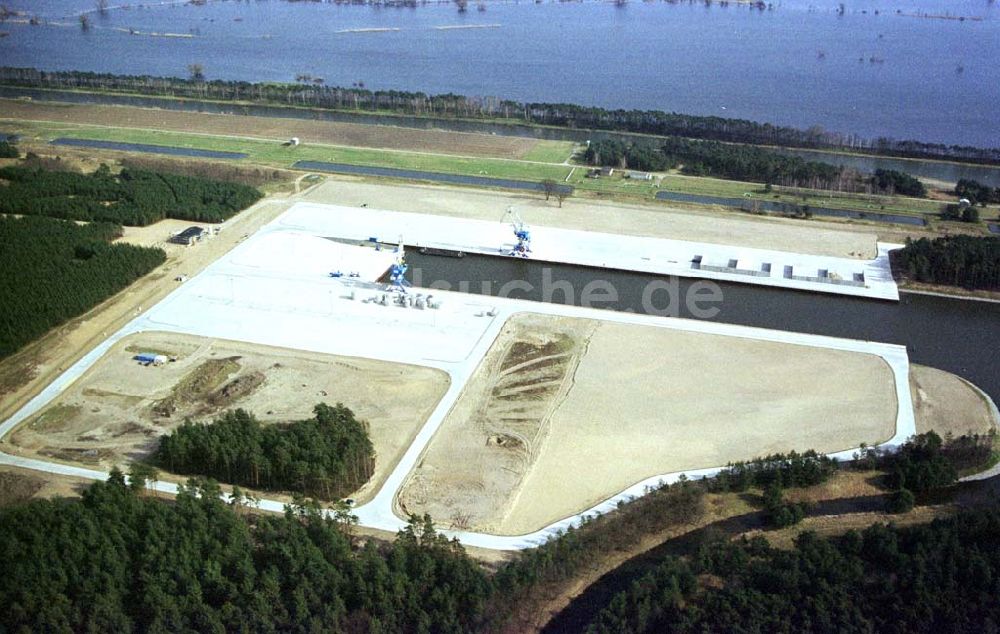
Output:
[
  {"xmin": 8, "ymin": 332, "xmax": 449, "ymax": 504},
  {"xmin": 0, "ymin": 99, "xmax": 539, "ymax": 159},
  {"xmin": 397, "ymin": 313, "xmax": 593, "ymax": 533}
]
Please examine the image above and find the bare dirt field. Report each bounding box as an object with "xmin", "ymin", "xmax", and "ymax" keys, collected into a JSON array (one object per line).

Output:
[
  {"xmin": 306, "ymin": 179, "xmax": 881, "ymax": 258},
  {"xmin": 910, "ymin": 364, "xmax": 998, "ymax": 437},
  {"xmin": 398, "ymin": 312, "xmax": 898, "ymax": 535},
  {"xmin": 0, "ymin": 99, "xmax": 539, "ymax": 159},
  {"xmin": 7, "ymin": 332, "xmax": 449, "ymax": 504},
  {"xmin": 0, "ymin": 465, "xmax": 92, "ymax": 507},
  {"xmin": 397, "ymin": 313, "xmax": 594, "ymax": 533}
]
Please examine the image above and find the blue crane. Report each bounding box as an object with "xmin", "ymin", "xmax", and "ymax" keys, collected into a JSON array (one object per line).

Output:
[{"xmin": 501, "ymin": 207, "xmax": 532, "ymax": 258}]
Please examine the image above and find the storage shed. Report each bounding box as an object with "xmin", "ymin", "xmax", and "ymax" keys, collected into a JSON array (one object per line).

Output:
[{"xmin": 169, "ymin": 226, "xmax": 207, "ymax": 246}]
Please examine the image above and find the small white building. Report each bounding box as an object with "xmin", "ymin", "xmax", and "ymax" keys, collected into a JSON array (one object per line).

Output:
[{"xmin": 626, "ymin": 171, "xmax": 653, "ymax": 181}]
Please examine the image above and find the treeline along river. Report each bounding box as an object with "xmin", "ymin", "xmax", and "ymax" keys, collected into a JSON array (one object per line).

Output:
[
  {"xmin": 1, "ymin": 0, "xmax": 998, "ymax": 147},
  {"xmin": 4, "ymin": 84, "xmax": 1000, "ymax": 187},
  {"xmin": 405, "ymin": 251, "xmax": 1000, "ymax": 405}
]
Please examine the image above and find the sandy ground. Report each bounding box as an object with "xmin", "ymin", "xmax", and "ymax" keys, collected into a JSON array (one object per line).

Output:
[
  {"xmin": 0, "ymin": 465, "xmax": 92, "ymax": 507},
  {"xmin": 910, "ymin": 364, "xmax": 998, "ymax": 437},
  {"xmin": 0, "ymin": 99, "xmax": 539, "ymax": 159},
  {"xmin": 305, "ymin": 179, "xmax": 880, "ymax": 259},
  {"xmin": 7, "ymin": 332, "xmax": 449, "ymax": 504},
  {"xmin": 399, "ymin": 313, "xmax": 898, "ymax": 535},
  {"xmin": 397, "ymin": 313, "xmax": 593, "ymax": 532}
]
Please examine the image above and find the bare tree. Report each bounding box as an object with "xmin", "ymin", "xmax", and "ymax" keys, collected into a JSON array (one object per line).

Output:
[
  {"xmin": 541, "ymin": 179, "xmax": 558, "ymax": 201},
  {"xmin": 187, "ymin": 63, "xmax": 205, "ymax": 81},
  {"xmin": 96, "ymin": 0, "xmax": 108, "ymax": 15},
  {"xmin": 556, "ymin": 188, "xmax": 571, "ymax": 208},
  {"xmin": 79, "ymin": 14, "xmax": 90, "ymax": 31}
]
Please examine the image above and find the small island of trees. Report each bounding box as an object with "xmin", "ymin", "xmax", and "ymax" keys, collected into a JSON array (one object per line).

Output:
[{"xmin": 153, "ymin": 404, "xmax": 375, "ymax": 500}]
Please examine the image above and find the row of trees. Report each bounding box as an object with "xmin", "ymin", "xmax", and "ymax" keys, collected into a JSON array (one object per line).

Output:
[
  {"xmin": 0, "ymin": 163, "xmax": 262, "ymax": 226},
  {"xmin": 706, "ymin": 450, "xmax": 840, "ymax": 493},
  {"xmin": 584, "ymin": 137, "xmax": 932, "ymax": 196},
  {"xmin": 1, "ymin": 66, "xmax": 997, "ymax": 164},
  {"xmin": 662, "ymin": 137, "xmax": 849, "ymax": 190},
  {"xmin": 870, "ymin": 167, "xmax": 928, "ymax": 197},
  {"xmin": 153, "ymin": 405, "xmax": 375, "ymax": 500},
  {"xmin": 1, "ymin": 475, "xmax": 491, "ymax": 633},
  {"xmin": 896, "ymin": 235, "xmax": 1000, "ymax": 290},
  {"xmin": 587, "ymin": 508, "xmax": 1000, "ymax": 633},
  {"xmin": 0, "ymin": 215, "xmax": 165, "ymax": 358}
]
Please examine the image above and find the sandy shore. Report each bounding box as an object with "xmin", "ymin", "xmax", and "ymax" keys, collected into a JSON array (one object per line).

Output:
[
  {"xmin": 910, "ymin": 364, "xmax": 998, "ymax": 437},
  {"xmin": 8, "ymin": 332, "xmax": 449, "ymax": 504}
]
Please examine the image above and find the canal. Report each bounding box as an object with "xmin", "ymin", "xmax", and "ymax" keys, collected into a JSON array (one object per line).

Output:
[{"xmin": 405, "ymin": 251, "xmax": 1000, "ymax": 404}]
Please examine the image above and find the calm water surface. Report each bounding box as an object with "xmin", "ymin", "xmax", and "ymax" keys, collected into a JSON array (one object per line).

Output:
[
  {"xmin": 406, "ymin": 252, "xmax": 1000, "ymax": 403},
  {"xmin": 2, "ymin": 0, "xmax": 999, "ymax": 146}
]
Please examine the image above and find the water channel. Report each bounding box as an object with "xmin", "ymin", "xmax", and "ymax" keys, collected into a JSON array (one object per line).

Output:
[{"xmin": 405, "ymin": 251, "xmax": 1000, "ymax": 403}]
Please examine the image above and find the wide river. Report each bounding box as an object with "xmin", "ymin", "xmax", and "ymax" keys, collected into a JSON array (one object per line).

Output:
[
  {"xmin": 406, "ymin": 251, "xmax": 1000, "ymax": 404},
  {"xmin": 3, "ymin": 0, "xmax": 999, "ymax": 147}
]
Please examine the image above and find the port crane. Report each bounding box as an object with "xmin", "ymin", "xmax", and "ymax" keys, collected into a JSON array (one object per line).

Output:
[
  {"xmin": 501, "ymin": 207, "xmax": 531, "ymax": 258},
  {"xmin": 387, "ymin": 239, "xmax": 410, "ymax": 293}
]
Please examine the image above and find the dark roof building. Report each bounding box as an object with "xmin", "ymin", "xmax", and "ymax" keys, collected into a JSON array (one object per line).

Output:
[{"xmin": 170, "ymin": 226, "xmax": 207, "ymax": 246}]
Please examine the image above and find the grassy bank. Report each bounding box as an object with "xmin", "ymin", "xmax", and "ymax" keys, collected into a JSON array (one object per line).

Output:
[{"xmin": 3, "ymin": 117, "xmax": 983, "ymax": 226}]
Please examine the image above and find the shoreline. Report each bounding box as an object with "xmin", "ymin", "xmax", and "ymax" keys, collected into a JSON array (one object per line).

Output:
[
  {"xmin": 1, "ymin": 82, "xmax": 997, "ymax": 171},
  {"xmin": 900, "ymin": 288, "xmax": 1000, "ymax": 304}
]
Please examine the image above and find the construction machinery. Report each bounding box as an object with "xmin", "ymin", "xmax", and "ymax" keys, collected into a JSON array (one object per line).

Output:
[{"xmin": 501, "ymin": 207, "xmax": 531, "ymax": 258}]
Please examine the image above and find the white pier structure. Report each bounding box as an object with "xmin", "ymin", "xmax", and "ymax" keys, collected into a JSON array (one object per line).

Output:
[{"xmin": 277, "ymin": 203, "xmax": 901, "ymax": 301}]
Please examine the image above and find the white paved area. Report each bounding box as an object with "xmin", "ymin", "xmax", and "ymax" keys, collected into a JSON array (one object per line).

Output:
[
  {"xmin": 0, "ymin": 204, "xmax": 916, "ymax": 550},
  {"xmin": 278, "ymin": 202, "xmax": 902, "ymax": 301}
]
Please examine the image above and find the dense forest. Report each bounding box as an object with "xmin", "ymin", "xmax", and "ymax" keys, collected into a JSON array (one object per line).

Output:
[
  {"xmin": 584, "ymin": 137, "xmax": 932, "ymax": 196},
  {"xmin": 896, "ymin": 235, "xmax": 1000, "ymax": 290},
  {"xmin": 583, "ymin": 138, "xmax": 672, "ymax": 173},
  {"xmin": 0, "ymin": 163, "xmax": 262, "ymax": 226},
  {"xmin": 955, "ymin": 178, "xmax": 1000, "ymax": 205},
  {"xmin": 661, "ymin": 137, "xmax": 848, "ymax": 190},
  {"xmin": 870, "ymin": 168, "xmax": 927, "ymax": 197},
  {"xmin": 0, "ymin": 475, "xmax": 491, "ymax": 633},
  {"xmin": 153, "ymin": 405, "xmax": 375, "ymax": 500},
  {"xmin": 585, "ymin": 508, "xmax": 1000, "ymax": 633},
  {"xmin": 0, "ymin": 216, "xmax": 165, "ymax": 358},
  {"xmin": 2, "ymin": 432, "xmax": 997, "ymax": 632},
  {"xmin": 2, "ymin": 66, "xmax": 998, "ymax": 165}
]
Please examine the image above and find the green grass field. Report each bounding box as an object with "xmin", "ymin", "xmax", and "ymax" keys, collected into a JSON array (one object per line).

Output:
[
  {"xmin": 520, "ymin": 140, "xmax": 576, "ymax": 163},
  {"xmin": 7, "ymin": 121, "xmax": 573, "ymax": 182},
  {"xmin": 2, "ymin": 118, "xmax": 972, "ymax": 224}
]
